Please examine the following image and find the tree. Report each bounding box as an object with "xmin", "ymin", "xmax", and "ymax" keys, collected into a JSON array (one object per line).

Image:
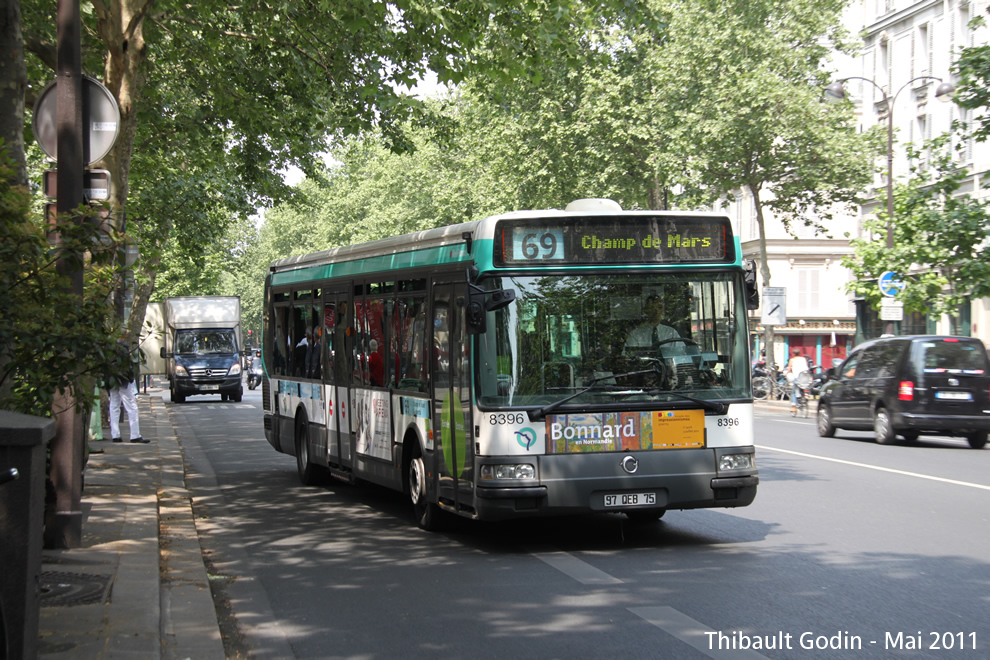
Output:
[
  {"xmin": 0, "ymin": 144, "xmax": 132, "ymax": 415},
  {"xmin": 20, "ymin": 0, "xmax": 631, "ymax": 343},
  {"xmin": 954, "ymin": 14, "xmax": 990, "ymax": 143},
  {"xmin": 651, "ymin": 0, "xmax": 880, "ymax": 367},
  {"xmin": 843, "ymin": 137, "xmax": 990, "ymax": 334}
]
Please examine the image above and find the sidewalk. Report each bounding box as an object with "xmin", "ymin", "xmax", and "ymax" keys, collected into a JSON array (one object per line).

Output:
[{"xmin": 36, "ymin": 391, "xmax": 225, "ymax": 659}]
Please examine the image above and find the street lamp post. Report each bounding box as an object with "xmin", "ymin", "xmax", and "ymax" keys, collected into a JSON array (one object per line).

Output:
[{"xmin": 825, "ymin": 76, "xmax": 954, "ymax": 335}]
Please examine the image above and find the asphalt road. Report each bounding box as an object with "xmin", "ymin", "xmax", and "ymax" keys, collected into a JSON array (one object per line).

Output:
[{"xmin": 166, "ymin": 387, "xmax": 990, "ymax": 659}]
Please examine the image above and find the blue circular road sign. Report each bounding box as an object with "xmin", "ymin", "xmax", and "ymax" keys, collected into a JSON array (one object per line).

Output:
[{"xmin": 878, "ymin": 271, "xmax": 905, "ymax": 297}]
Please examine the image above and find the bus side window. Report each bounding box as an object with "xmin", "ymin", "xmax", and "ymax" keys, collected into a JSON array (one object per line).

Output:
[
  {"xmin": 323, "ymin": 300, "xmax": 336, "ymax": 383},
  {"xmin": 397, "ymin": 297, "xmax": 427, "ymax": 392},
  {"xmin": 334, "ymin": 302, "xmax": 350, "ymax": 385},
  {"xmin": 273, "ymin": 306, "xmax": 290, "ymax": 377}
]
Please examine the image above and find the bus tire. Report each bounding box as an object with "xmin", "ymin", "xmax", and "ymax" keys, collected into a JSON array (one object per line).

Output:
[
  {"xmin": 408, "ymin": 446, "xmax": 443, "ymax": 531},
  {"xmin": 295, "ymin": 415, "xmax": 319, "ymax": 486}
]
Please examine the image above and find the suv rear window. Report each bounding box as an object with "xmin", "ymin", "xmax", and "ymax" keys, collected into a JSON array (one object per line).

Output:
[{"xmin": 919, "ymin": 339, "xmax": 987, "ymax": 375}]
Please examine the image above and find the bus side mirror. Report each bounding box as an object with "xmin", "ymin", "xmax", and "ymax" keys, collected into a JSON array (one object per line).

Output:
[
  {"xmin": 160, "ymin": 347, "xmax": 166, "ymax": 359},
  {"xmin": 466, "ymin": 288, "xmax": 516, "ymax": 335},
  {"xmin": 743, "ymin": 260, "xmax": 760, "ymax": 310}
]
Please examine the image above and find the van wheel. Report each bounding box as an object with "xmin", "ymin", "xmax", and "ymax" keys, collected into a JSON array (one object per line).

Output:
[
  {"xmin": 874, "ymin": 407, "xmax": 896, "ymax": 445},
  {"xmin": 295, "ymin": 417, "xmax": 319, "ymax": 485},
  {"xmin": 967, "ymin": 431, "xmax": 988, "ymax": 449},
  {"xmin": 817, "ymin": 403, "xmax": 836, "ymax": 437},
  {"xmin": 232, "ymin": 388, "xmax": 243, "ymax": 403},
  {"xmin": 172, "ymin": 386, "xmax": 185, "ymax": 404},
  {"xmin": 408, "ymin": 446, "xmax": 443, "ymax": 531}
]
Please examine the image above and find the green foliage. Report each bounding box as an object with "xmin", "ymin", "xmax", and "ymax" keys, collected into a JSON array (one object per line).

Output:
[
  {"xmin": 842, "ymin": 136, "xmax": 990, "ymax": 331},
  {"xmin": 954, "ymin": 24, "xmax": 990, "ymax": 142},
  {"xmin": 0, "ymin": 145, "xmax": 133, "ymax": 416},
  {"xmin": 651, "ymin": 0, "xmax": 879, "ymax": 234}
]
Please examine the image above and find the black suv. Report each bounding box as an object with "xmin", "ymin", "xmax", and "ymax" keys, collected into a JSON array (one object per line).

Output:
[{"xmin": 817, "ymin": 335, "xmax": 990, "ymax": 448}]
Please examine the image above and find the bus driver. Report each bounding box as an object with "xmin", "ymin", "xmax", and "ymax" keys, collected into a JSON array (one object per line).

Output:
[{"xmin": 626, "ymin": 294, "xmax": 680, "ymax": 351}]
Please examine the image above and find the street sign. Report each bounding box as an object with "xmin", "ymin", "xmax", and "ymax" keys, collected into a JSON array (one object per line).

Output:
[
  {"xmin": 761, "ymin": 287, "xmax": 787, "ymax": 326},
  {"xmin": 32, "ymin": 75, "xmax": 120, "ymax": 166},
  {"xmin": 878, "ymin": 271, "xmax": 906, "ymax": 297},
  {"xmin": 880, "ymin": 299, "xmax": 904, "ymax": 321},
  {"xmin": 43, "ymin": 169, "xmax": 111, "ymax": 201}
]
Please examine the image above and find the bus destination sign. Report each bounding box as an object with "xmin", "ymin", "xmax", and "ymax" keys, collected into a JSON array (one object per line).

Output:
[{"xmin": 495, "ymin": 216, "xmax": 733, "ymax": 266}]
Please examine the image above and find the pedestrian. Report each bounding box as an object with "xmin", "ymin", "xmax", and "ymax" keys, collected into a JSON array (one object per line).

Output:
[{"xmin": 106, "ymin": 337, "xmax": 148, "ymax": 443}]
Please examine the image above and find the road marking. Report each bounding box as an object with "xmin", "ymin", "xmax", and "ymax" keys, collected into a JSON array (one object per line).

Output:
[
  {"xmin": 630, "ymin": 606, "xmax": 768, "ymax": 659},
  {"xmin": 525, "ymin": 547, "xmax": 622, "ymax": 585},
  {"xmin": 757, "ymin": 445, "xmax": 990, "ymax": 491}
]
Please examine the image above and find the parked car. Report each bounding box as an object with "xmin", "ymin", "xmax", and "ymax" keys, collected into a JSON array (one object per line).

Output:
[{"xmin": 816, "ymin": 335, "xmax": 990, "ymax": 448}]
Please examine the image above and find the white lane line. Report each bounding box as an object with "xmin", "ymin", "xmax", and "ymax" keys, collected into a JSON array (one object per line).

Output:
[
  {"xmin": 527, "ymin": 551, "xmax": 768, "ymax": 657},
  {"xmin": 630, "ymin": 606, "xmax": 769, "ymax": 659},
  {"xmin": 757, "ymin": 445, "xmax": 990, "ymax": 491},
  {"xmin": 525, "ymin": 547, "xmax": 623, "ymax": 585}
]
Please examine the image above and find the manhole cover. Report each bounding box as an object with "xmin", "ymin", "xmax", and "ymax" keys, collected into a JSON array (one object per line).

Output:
[{"xmin": 39, "ymin": 571, "xmax": 111, "ymax": 607}]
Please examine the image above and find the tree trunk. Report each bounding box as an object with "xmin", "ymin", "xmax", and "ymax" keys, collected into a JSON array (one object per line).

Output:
[
  {"xmin": 0, "ymin": 0, "xmax": 27, "ymax": 187},
  {"xmin": 93, "ymin": 0, "xmax": 151, "ymax": 325}
]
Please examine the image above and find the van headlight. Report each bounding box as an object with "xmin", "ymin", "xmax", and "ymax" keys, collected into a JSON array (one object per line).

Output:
[
  {"xmin": 719, "ymin": 453, "xmax": 755, "ymax": 471},
  {"xmin": 174, "ymin": 365, "xmax": 189, "ymax": 378},
  {"xmin": 228, "ymin": 363, "xmax": 241, "ymax": 376},
  {"xmin": 480, "ymin": 464, "xmax": 535, "ymax": 481}
]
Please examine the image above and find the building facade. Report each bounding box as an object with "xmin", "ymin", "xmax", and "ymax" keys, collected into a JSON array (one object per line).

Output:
[{"xmin": 732, "ymin": 0, "xmax": 990, "ymax": 369}]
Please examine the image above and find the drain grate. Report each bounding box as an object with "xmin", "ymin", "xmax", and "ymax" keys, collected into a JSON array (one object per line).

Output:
[{"xmin": 39, "ymin": 571, "xmax": 112, "ymax": 607}]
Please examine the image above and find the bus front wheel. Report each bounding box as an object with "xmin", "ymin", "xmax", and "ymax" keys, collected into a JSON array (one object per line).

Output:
[{"xmin": 408, "ymin": 449, "xmax": 443, "ymax": 531}]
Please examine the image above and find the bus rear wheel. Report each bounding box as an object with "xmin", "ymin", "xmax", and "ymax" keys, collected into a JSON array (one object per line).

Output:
[
  {"xmin": 295, "ymin": 417, "xmax": 319, "ymax": 486},
  {"xmin": 408, "ymin": 448, "xmax": 443, "ymax": 531}
]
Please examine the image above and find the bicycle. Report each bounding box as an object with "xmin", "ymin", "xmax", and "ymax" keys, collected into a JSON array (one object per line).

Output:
[
  {"xmin": 791, "ymin": 370, "xmax": 812, "ymax": 417},
  {"xmin": 752, "ymin": 366, "xmax": 787, "ymax": 401}
]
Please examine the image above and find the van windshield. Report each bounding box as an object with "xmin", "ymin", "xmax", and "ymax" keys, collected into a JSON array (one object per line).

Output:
[{"xmin": 175, "ymin": 329, "xmax": 237, "ymax": 355}]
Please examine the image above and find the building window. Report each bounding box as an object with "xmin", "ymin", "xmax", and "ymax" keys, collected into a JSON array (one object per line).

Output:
[{"xmin": 793, "ymin": 268, "xmax": 820, "ymax": 316}]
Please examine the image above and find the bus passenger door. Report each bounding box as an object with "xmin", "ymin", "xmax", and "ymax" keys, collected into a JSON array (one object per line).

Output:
[
  {"xmin": 328, "ymin": 289, "xmax": 353, "ymax": 469},
  {"xmin": 431, "ymin": 280, "xmax": 475, "ymax": 514}
]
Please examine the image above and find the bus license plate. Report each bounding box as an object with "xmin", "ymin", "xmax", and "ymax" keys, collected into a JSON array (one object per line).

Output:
[
  {"xmin": 604, "ymin": 492, "xmax": 656, "ymax": 508},
  {"xmin": 201, "ymin": 384, "xmax": 220, "ymax": 391}
]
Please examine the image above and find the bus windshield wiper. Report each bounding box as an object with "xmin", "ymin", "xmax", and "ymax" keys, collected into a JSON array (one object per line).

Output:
[{"xmin": 529, "ymin": 367, "xmax": 661, "ymax": 421}]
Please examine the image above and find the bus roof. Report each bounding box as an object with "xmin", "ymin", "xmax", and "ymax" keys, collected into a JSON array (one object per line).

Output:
[{"xmin": 268, "ymin": 201, "xmax": 735, "ymax": 276}]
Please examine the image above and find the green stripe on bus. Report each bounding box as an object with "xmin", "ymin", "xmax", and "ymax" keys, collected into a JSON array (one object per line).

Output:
[{"xmin": 270, "ymin": 243, "xmax": 475, "ymax": 285}]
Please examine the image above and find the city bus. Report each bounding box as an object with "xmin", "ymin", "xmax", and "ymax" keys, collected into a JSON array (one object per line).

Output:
[{"xmin": 261, "ymin": 199, "xmax": 760, "ymax": 529}]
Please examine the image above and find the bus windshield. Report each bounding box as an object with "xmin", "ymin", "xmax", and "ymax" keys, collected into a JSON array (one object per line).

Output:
[{"xmin": 477, "ymin": 273, "xmax": 750, "ymax": 407}]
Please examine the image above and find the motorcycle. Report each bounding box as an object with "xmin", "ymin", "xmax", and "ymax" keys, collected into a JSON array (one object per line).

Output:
[{"xmin": 247, "ymin": 355, "xmax": 263, "ymax": 390}]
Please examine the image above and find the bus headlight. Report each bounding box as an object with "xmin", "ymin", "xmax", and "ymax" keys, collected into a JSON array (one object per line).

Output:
[
  {"xmin": 719, "ymin": 453, "xmax": 755, "ymax": 471},
  {"xmin": 480, "ymin": 463, "xmax": 535, "ymax": 481}
]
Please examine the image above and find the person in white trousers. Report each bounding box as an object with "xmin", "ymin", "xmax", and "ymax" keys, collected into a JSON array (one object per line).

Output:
[{"xmin": 108, "ymin": 338, "xmax": 148, "ymax": 443}]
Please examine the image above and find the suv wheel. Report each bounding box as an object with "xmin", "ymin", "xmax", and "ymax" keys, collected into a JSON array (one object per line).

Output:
[
  {"xmin": 967, "ymin": 431, "xmax": 988, "ymax": 449},
  {"xmin": 874, "ymin": 407, "xmax": 896, "ymax": 445},
  {"xmin": 817, "ymin": 403, "xmax": 836, "ymax": 437}
]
